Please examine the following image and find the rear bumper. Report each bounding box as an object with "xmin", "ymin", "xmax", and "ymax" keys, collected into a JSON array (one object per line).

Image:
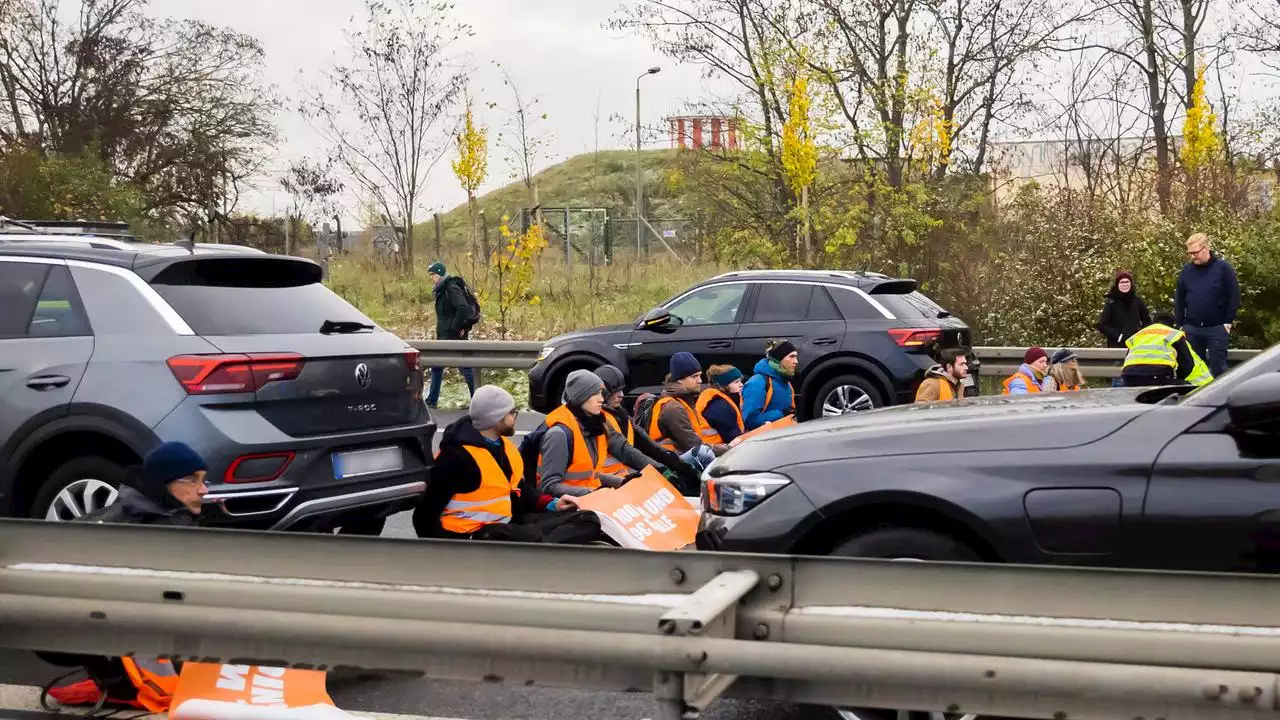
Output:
[{"xmin": 203, "ymin": 476, "xmax": 425, "ymax": 531}]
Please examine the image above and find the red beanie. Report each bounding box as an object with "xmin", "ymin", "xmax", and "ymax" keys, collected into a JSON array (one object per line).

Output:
[{"xmin": 1024, "ymin": 346, "xmax": 1047, "ymax": 365}]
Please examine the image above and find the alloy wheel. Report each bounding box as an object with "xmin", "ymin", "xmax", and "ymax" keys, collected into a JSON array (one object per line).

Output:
[
  {"xmin": 45, "ymin": 478, "xmax": 118, "ymax": 521},
  {"xmin": 822, "ymin": 385, "xmax": 876, "ymax": 416}
]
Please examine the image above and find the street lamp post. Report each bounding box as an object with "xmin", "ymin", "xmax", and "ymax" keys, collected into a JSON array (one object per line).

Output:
[{"xmin": 636, "ymin": 66, "xmax": 661, "ymax": 256}]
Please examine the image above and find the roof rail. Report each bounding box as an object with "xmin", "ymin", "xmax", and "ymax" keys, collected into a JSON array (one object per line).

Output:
[{"xmin": 3, "ymin": 219, "xmax": 141, "ymax": 241}]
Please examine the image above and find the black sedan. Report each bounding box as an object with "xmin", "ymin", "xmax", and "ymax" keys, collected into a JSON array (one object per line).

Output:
[{"xmin": 699, "ymin": 342, "xmax": 1280, "ymax": 574}]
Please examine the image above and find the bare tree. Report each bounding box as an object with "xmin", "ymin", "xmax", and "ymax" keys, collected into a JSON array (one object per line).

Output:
[
  {"xmin": 488, "ymin": 63, "xmax": 554, "ymax": 219},
  {"xmin": 304, "ymin": 0, "xmax": 467, "ymax": 273},
  {"xmin": 0, "ymin": 0, "xmax": 276, "ymax": 223},
  {"xmin": 280, "ymin": 158, "xmax": 344, "ymax": 255}
]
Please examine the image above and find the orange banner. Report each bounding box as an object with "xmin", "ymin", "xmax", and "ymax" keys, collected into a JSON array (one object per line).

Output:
[
  {"xmin": 737, "ymin": 414, "xmax": 797, "ymax": 442},
  {"xmin": 170, "ymin": 663, "xmax": 349, "ymax": 719},
  {"xmin": 572, "ymin": 466, "xmax": 700, "ymax": 551}
]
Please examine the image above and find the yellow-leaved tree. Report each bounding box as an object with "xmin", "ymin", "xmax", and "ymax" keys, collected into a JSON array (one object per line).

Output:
[
  {"xmin": 1180, "ymin": 65, "xmax": 1222, "ymax": 177},
  {"xmin": 781, "ymin": 58, "xmax": 818, "ymax": 266},
  {"xmin": 451, "ymin": 95, "xmax": 489, "ymax": 279},
  {"xmin": 491, "ymin": 216, "xmax": 547, "ymax": 338}
]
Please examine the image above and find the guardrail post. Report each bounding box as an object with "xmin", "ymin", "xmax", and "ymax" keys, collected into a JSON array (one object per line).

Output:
[{"xmin": 655, "ymin": 570, "xmax": 760, "ymax": 718}]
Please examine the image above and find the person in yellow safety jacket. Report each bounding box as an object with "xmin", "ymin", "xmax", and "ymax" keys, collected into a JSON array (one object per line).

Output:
[
  {"xmin": 650, "ymin": 352, "xmax": 742, "ymax": 459},
  {"xmin": 1042, "ymin": 348, "xmax": 1087, "ymax": 392},
  {"xmin": 1003, "ymin": 346, "xmax": 1049, "ymax": 395},
  {"xmin": 38, "ymin": 442, "xmax": 208, "ymax": 711},
  {"xmin": 592, "ymin": 365, "xmax": 701, "ymax": 494},
  {"xmin": 915, "ymin": 348, "xmax": 969, "ymax": 403},
  {"xmin": 412, "ymin": 385, "xmax": 602, "ymax": 544},
  {"xmin": 1120, "ymin": 312, "xmax": 1214, "ymax": 388},
  {"xmin": 537, "ymin": 369, "xmax": 655, "ymax": 499},
  {"xmin": 697, "ymin": 365, "xmax": 746, "ymax": 444}
]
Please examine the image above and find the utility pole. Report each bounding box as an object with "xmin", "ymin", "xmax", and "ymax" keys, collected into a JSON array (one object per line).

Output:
[{"xmin": 636, "ymin": 66, "xmax": 661, "ymax": 257}]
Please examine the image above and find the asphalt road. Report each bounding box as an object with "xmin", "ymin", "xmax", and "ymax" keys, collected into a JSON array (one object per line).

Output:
[{"xmin": 0, "ymin": 408, "xmax": 823, "ymax": 720}]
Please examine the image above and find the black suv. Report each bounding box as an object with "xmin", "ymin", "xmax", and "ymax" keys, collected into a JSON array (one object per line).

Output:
[
  {"xmin": 528, "ymin": 270, "xmax": 975, "ymax": 418},
  {"xmin": 0, "ymin": 238, "xmax": 435, "ymax": 531}
]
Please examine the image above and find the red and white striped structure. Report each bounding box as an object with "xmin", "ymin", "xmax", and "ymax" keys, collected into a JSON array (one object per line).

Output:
[{"xmin": 668, "ymin": 115, "xmax": 740, "ymax": 150}]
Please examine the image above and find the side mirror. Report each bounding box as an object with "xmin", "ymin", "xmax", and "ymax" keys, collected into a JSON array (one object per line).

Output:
[
  {"xmin": 1225, "ymin": 374, "xmax": 1280, "ymax": 430},
  {"xmin": 637, "ymin": 308, "xmax": 675, "ymax": 332}
]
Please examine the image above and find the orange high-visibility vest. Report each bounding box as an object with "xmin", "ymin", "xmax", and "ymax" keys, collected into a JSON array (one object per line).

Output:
[
  {"xmin": 600, "ymin": 411, "xmax": 635, "ymax": 476},
  {"xmin": 914, "ymin": 377, "xmax": 957, "ymax": 402},
  {"xmin": 764, "ymin": 376, "xmax": 796, "ymax": 411},
  {"xmin": 441, "ymin": 439, "xmax": 523, "ymax": 535},
  {"xmin": 648, "ymin": 396, "xmax": 709, "ymax": 452},
  {"xmin": 695, "ymin": 388, "xmax": 743, "ymax": 445},
  {"xmin": 121, "ymin": 657, "xmax": 179, "ymax": 713},
  {"xmin": 541, "ymin": 405, "xmax": 606, "ymax": 491},
  {"xmin": 1002, "ymin": 371, "xmax": 1042, "ymax": 395}
]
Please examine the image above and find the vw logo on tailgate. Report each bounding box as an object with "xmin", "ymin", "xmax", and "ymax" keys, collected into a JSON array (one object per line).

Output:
[{"xmin": 354, "ymin": 363, "xmax": 371, "ymax": 388}]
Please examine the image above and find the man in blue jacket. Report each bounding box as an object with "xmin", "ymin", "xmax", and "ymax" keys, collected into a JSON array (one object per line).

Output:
[
  {"xmin": 1175, "ymin": 233, "xmax": 1240, "ymax": 377},
  {"xmin": 741, "ymin": 340, "xmax": 798, "ymax": 430}
]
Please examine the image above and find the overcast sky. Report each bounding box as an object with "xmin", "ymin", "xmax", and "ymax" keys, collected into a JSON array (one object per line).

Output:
[{"xmin": 149, "ymin": 0, "xmax": 716, "ymax": 222}]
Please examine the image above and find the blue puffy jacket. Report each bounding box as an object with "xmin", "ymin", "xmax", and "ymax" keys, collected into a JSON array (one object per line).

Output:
[{"xmin": 741, "ymin": 358, "xmax": 795, "ymax": 430}]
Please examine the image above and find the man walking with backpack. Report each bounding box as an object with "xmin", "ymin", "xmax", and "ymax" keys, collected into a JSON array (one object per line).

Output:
[{"xmin": 426, "ymin": 261, "xmax": 480, "ymax": 408}]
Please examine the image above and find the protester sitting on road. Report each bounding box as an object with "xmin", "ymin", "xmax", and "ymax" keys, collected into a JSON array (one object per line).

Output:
[
  {"xmin": 413, "ymin": 386, "xmax": 601, "ymax": 544},
  {"xmin": 595, "ymin": 364, "xmax": 701, "ymax": 495},
  {"xmin": 742, "ymin": 340, "xmax": 798, "ymax": 430},
  {"xmin": 914, "ymin": 348, "xmax": 968, "ymax": 403},
  {"xmin": 697, "ymin": 364, "xmax": 746, "ymax": 444},
  {"xmin": 37, "ymin": 442, "xmax": 208, "ymax": 711},
  {"xmin": 1121, "ymin": 312, "xmax": 1213, "ymax": 388},
  {"xmin": 538, "ymin": 370, "xmax": 655, "ymax": 498},
  {"xmin": 1003, "ymin": 347, "xmax": 1049, "ymax": 395},
  {"xmin": 1042, "ymin": 349, "xmax": 1086, "ymax": 392},
  {"xmin": 650, "ymin": 352, "xmax": 737, "ymax": 462},
  {"xmin": 426, "ymin": 261, "xmax": 477, "ymax": 408},
  {"xmin": 1097, "ymin": 270, "xmax": 1152, "ymax": 388}
]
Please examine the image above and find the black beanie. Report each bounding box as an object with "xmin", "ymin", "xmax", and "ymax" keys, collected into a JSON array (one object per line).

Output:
[{"xmin": 768, "ymin": 340, "xmax": 797, "ymax": 362}]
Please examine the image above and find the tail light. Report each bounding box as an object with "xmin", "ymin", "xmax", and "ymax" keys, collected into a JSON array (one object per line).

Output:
[
  {"xmin": 888, "ymin": 329, "xmax": 942, "ymax": 348},
  {"xmin": 403, "ymin": 349, "xmax": 422, "ymax": 373},
  {"xmin": 225, "ymin": 451, "xmax": 295, "ymax": 483},
  {"xmin": 167, "ymin": 353, "xmax": 305, "ymax": 395}
]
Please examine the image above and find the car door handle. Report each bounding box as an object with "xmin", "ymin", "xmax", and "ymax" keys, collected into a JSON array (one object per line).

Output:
[
  {"xmin": 27, "ymin": 375, "xmax": 71, "ymax": 390},
  {"xmin": 813, "ymin": 337, "xmax": 838, "ymax": 346},
  {"xmin": 708, "ymin": 341, "xmax": 732, "ymax": 350}
]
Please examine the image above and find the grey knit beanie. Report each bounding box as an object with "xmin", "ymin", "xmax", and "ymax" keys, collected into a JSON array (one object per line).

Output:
[
  {"xmin": 563, "ymin": 369, "xmax": 605, "ymax": 407},
  {"xmin": 469, "ymin": 385, "xmax": 515, "ymax": 430}
]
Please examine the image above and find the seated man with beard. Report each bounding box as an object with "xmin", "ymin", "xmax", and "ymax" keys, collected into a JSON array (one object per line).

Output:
[{"xmin": 413, "ymin": 385, "xmax": 601, "ymax": 544}]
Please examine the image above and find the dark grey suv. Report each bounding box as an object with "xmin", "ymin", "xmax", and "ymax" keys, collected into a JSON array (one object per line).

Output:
[{"xmin": 0, "ymin": 241, "xmax": 434, "ymax": 531}]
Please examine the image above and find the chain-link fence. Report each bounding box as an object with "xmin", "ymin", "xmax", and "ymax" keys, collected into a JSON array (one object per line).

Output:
[{"xmin": 522, "ymin": 208, "xmax": 704, "ymax": 266}]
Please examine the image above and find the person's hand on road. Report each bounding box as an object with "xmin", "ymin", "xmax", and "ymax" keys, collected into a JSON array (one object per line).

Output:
[{"xmin": 555, "ymin": 495, "xmax": 580, "ymax": 512}]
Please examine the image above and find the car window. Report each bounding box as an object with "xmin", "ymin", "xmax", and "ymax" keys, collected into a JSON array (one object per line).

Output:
[
  {"xmin": 0, "ymin": 262, "xmax": 48, "ymax": 339},
  {"xmin": 828, "ymin": 287, "xmax": 885, "ymax": 319},
  {"xmin": 665, "ymin": 283, "xmax": 747, "ymax": 326},
  {"xmin": 28, "ymin": 265, "xmax": 92, "ymax": 337},
  {"xmin": 807, "ymin": 287, "xmax": 843, "ymax": 321},
  {"xmin": 151, "ymin": 258, "xmax": 375, "ymax": 336},
  {"xmin": 751, "ymin": 284, "xmax": 813, "ymax": 322},
  {"xmin": 873, "ymin": 290, "xmax": 950, "ymax": 320}
]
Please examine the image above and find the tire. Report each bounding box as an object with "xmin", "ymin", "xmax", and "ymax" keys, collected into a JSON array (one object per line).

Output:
[
  {"xmin": 828, "ymin": 528, "xmax": 982, "ymax": 720},
  {"xmin": 812, "ymin": 374, "xmax": 887, "ymax": 420},
  {"xmin": 548, "ymin": 361, "xmax": 600, "ymax": 409},
  {"xmin": 31, "ymin": 456, "xmax": 130, "ymax": 521},
  {"xmin": 831, "ymin": 526, "xmax": 980, "ymax": 562}
]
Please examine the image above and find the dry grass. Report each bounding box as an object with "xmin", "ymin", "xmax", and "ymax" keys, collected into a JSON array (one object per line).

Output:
[{"xmin": 326, "ymin": 252, "xmax": 720, "ymax": 341}]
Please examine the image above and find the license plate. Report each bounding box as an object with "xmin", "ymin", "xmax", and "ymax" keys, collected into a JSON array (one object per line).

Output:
[{"xmin": 332, "ymin": 447, "xmax": 404, "ymax": 479}]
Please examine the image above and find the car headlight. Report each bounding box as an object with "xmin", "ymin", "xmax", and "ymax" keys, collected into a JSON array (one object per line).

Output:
[
  {"xmin": 701, "ymin": 472, "xmax": 791, "ymax": 516},
  {"xmin": 537, "ymin": 345, "xmax": 556, "ymax": 362}
]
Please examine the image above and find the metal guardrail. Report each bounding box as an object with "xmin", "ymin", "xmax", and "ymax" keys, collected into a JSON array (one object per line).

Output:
[
  {"xmin": 3, "ymin": 519, "xmax": 1280, "ymax": 720},
  {"xmin": 408, "ymin": 340, "xmax": 1260, "ymax": 379}
]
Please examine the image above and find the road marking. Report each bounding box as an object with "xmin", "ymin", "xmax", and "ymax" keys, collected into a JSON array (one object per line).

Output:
[{"xmin": 0, "ymin": 683, "xmax": 470, "ymax": 719}]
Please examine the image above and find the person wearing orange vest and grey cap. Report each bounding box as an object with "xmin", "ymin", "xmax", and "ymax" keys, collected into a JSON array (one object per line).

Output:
[
  {"xmin": 1003, "ymin": 347, "xmax": 1049, "ymax": 395},
  {"xmin": 538, "ymin": 369, "xmax": 654, "ymax": 498},
  {"xmin": 594, "ymin": 364, "xmax": 701, "ymax": 494},
  {"xmin": 37, "ymin": 442, "xmax": 207, "ymax": 712},
  {"xmin": 915, "ymin": 348, "xmax": 969, "ymax": 403},
  {"xmin": 413, "ymin": 385, "xmax": 601, "ymax": 544}
]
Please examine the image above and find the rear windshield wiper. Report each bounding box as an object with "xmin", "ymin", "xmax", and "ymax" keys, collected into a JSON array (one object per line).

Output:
[
  {"xmin": 320, "ymin": 319, "xmax": 376, "ymax": 334},
  {"xmin": 936, "ymin": 310, "xmax": 953, "ymax": 319}
]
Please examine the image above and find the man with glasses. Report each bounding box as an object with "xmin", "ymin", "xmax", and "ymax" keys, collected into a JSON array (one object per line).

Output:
[
  {"xmin": 413, "ymin": 385, "xmax": 602, "ymax": 544},
  {"xmin": 1176, "ymin": 233, "xmax": 1240, "ymax": 377}
]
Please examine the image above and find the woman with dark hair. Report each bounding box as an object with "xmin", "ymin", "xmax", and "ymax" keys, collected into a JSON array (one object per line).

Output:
[{"xmin": 1097, "ymin": 270, "xmax": 1151, "ymax": 388}]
